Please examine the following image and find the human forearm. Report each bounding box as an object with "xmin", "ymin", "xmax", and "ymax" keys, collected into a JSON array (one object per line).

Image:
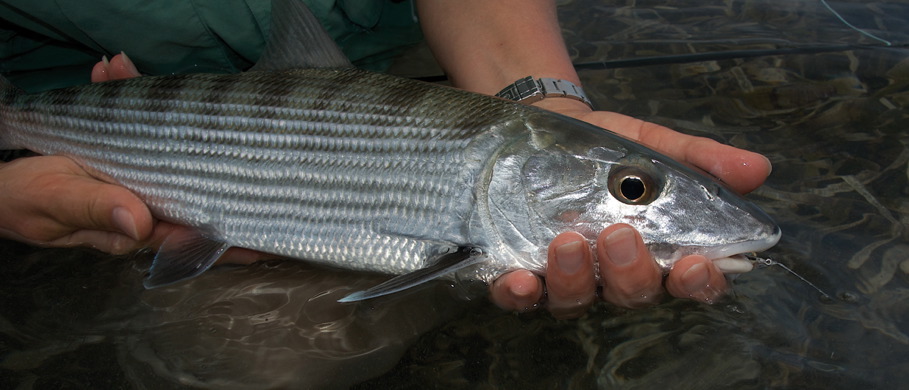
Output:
[{"xmin": 416, "ymin": 0, "xmax": 580, "ymax": 95}]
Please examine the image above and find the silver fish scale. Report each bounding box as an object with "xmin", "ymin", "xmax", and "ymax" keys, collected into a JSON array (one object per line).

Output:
[{"xmin": 3, "ymin": 68, "xmax": 523, "ymax": 274}]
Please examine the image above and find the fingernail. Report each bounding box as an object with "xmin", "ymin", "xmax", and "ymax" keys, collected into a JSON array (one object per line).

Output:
[
  {"xmin": 682, "ymin": 262, "xmax": 711, "ymax": 294},
  {"xmin": 605, "ymin": 227, "xmax": 637, "ymax": 266},
  {"xmin": 101, "ymin": 55, "xmax": 110, "ymax": 66},
  {"xmin": 762, "ymin": 155, "xmax": 773, "ymax": 175},
  {"xmin": 506, "ymin": 270, "xmax": 536, "ymax": 299},
  {"xmin": 555, "ymin": 240, "xmax": 585, "ymax": 275},
  {"xmin": 112, "ymin": 207, "xmax": 139, "ymax": 240},
  {"xmin": 120, "ymin": 52, "xmax": 140, "ymax": 76}
]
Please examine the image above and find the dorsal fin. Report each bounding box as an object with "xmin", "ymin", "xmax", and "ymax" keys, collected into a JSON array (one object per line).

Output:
[
  {"xmin": 251, "ymin": 0, "xmax": 353, "ymax": 72},
  {"xmin": 1, "ymin": 76, "xmax": 25, "ymax": 149}
]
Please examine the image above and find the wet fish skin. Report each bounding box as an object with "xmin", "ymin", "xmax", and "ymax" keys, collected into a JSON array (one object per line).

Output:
[
  {"xmin": 0, "ymin": 66, "xmax": 780, "ymax": 294},
  {"xmin": 0, "ymin": 68, "xmax": 514, "ymax": 275}
]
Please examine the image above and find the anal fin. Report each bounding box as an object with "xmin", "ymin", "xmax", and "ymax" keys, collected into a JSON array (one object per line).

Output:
[
  {"xmin": 144, "ymin": 226, "xmax": 231, "ymax": 288},
  {"xmin": 338, "ymin": 247, "xmax": 487, "ymax": 303}
]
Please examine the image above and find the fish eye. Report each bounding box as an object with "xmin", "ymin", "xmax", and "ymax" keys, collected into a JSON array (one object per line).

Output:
[{"xmin": 608, "ymin": 167, "xmax": 658, "ymax": 205}]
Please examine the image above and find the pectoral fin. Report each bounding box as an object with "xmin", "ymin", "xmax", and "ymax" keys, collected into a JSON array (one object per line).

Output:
[
  {"xmin": 338, "ymin": 247, "xmax": 487, "ymax": 303},
  {"xmin": 144, "ymin": 227, "xmax": 231, "ymax": 288}
]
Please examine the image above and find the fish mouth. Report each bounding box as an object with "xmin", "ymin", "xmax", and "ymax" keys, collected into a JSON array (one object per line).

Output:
[{"xmin": 703, "ymin": 225, "xmax": 782, "ymax": 274}]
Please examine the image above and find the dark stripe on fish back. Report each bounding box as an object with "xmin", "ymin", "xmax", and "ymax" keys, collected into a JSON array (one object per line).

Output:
[
  {"xmin": 308, "ymin": 69, "xmax": 356, "ymax": 113},
  {"xmin": 68, "ymin": 78, "xmax": 128, "ymax": 124},
  {"xmin": 143, "ymin": 75, "xmax": 201, "ymax": 119},
  {"xmin": 9, "ymin": 68, "xmax": 520, "ymax": 164},
  {"xmin": 197, "ymin": 73, "xmax": 250, "ymax": 117},
  {"xmin": 248, "ymin": 72, "xmax": 300, "ymax": 121}
]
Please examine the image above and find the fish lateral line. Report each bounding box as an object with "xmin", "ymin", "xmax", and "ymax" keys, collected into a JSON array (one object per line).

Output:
[{"xmin": 747, "ymin": 254, "xmax": 831, "ymax": 299}]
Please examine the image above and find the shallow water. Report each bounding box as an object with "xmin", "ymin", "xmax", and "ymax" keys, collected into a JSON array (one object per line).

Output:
[{"xmin": 3, "ymin": 1, "xmax": 909, "ymax": 389}]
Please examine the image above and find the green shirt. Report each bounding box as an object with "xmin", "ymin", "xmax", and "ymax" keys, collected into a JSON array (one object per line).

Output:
[{"xmin": 0, "ymin": 0, "xmax": 423, "ymax": 92}]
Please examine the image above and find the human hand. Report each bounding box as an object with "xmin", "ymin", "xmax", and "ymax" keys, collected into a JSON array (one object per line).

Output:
[
  {"xmin": 0, "ymin": 154, "xmax": 269, "ymax": 266},
  {"xmin": 491, "ymin": 225, "xmax": 729, "ymax": 319},
  {"xmin": 490, "ymin": 99, "xmax": 771, "ymax": 318},
  {"xmin": 0, "ymin": 155, "xmax": 156, "ymax": 253}
]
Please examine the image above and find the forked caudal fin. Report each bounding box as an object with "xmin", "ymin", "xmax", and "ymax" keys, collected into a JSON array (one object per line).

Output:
[{"xmin": 338, "ymin": 247, "xmax": 488, "ymax": 303}]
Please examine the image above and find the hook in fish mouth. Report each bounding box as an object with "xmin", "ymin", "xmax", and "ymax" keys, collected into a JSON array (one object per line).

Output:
[
  {"xmin": 744, "ymin": 253, "xmax": 776, "ymax": 268},
  {"xmin": 698, "ymin": 230, "xmax": 782, "ymax": 275},
  {"xmin": 712, "ymin": 253, "xmax": 779, "ymax": 274}
]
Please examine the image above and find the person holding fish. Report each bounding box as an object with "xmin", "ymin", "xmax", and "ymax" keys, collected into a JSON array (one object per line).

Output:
[{"xmin": 0, "ymin": 0, "xmax": 773, "ymax": 318}]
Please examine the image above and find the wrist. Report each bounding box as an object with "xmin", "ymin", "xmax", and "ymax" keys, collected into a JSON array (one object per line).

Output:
[
  {"xmin": 530, "ymin": 97, "xmax": 594, "ymax": 116},
  {"xmin": 417, "ymin": 0, "xmax": 580, "ymax": 96}
]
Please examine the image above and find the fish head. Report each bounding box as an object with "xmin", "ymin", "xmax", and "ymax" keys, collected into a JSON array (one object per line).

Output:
[{"xmin": 477, "ymin": 112, "xmax": 781, "ymax": 280}]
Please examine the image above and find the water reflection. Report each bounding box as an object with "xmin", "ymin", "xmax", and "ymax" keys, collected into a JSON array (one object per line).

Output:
[
  {"xmin": 0, "ymin": 244, "xmax": 469, "ymax": 389},
  {"xmin": 121, "ymin": 259, "xmax": 468, "ymax": 389}
]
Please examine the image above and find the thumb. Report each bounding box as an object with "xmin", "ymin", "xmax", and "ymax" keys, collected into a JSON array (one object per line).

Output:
[{"xmin": 47, "ymin": 171, "xmax": 155, "ymax": 246}]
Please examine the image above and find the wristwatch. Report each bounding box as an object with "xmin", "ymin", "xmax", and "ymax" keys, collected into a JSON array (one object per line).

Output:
[{"xmin": 495, "ymin": 76, "xmax": 593, "ymax": 109}]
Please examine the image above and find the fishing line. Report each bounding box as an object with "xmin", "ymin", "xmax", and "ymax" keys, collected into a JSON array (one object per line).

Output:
[
  {"xmin": 415, "ymin": 44, "xmax": 871, "ymax": 82},
  {"xmin": 748, "ymin": 255, "xmax": 832, "ymax": 299},
  {"xmin": 412, "ymin": 2, "xmax": 898, "ymax": 83},
  {"xmin": 819, "ymin": 0, "xmax": 892, "ymax": 46}
]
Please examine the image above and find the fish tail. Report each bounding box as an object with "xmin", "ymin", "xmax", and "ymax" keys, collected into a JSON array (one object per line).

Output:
[{"xmin": 0, "ymin": 75, "xmax": 23, "ymax": 149}]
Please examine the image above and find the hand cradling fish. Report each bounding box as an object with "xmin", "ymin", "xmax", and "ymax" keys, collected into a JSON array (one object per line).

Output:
[{"xmin": 0, "ymin": 0, "xmax": 780, "ymax": 302}]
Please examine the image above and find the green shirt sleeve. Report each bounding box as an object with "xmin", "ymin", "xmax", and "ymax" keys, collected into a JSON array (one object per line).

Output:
[{"xmin": 0, "ymin": 0, "xmax": 422, "ymax": 92}]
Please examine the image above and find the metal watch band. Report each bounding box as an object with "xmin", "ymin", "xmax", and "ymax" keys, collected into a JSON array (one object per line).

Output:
[{"xmin": 495, "ymin": 76, "xmax": 593, "ymax": 109}]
